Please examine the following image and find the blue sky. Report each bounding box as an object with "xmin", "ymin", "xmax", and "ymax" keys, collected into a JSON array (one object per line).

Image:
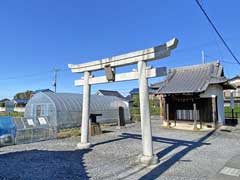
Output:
[{"xmin": 0, "ymin": 0, "xmax": 239, "ymax": 99}]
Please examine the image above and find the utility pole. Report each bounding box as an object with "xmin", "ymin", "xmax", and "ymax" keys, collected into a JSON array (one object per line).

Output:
[
  {"xmin": 202, "ymin": 50, "xmax": 205, "ymax": 64},
  {"xmin": 53, "ymin": 68, "xmax": 59, "ymax": 93}
]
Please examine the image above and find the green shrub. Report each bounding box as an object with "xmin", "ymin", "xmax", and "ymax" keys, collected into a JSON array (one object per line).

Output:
[{"xmin": 130, "ymin": 94, "xmax": 160, "ymax": 122}]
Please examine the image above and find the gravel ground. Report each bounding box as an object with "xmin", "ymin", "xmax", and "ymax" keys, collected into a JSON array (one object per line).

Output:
[{"xmin": 0, "ymin": 119, "xmax": 240, "ymax": 180}]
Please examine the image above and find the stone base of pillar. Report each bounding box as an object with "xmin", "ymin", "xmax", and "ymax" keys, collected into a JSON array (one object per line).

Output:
[
  {"xmin": 116, "ymin": 126, "xmax": 126, "ymax": 130},
  {"xmin": 212, "ymin": 123, "xmax": 220, "ymax": 130},
  {"xmin": 193, "ymin": 127, "xmax": 199, "ymax": 131},
  {"xmin": 163, "ymin": 121, "xmax": 171, "ymax": 128},
  {"xmin": 137, "ymin": 154, "xmax": 159, "ymax": 165},
  {"xmin": 160, "ymin": 116, "xmax": 165, "ymax": 123},
  {"xmin": 76, "ymin": 142, "xmax": 91, "ymax": 150},
  {"xmin": 160, "ymin": 115, "xmax": 164, "ymax": 120},
  {"xmin": 216, "ymin": 122, "xmax": 222, "ymax": 128}
]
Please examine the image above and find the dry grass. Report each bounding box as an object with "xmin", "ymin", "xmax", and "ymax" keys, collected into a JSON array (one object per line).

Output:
[{"xmin": 57, "ymin": 128, "xmax": 81, "ymax": 139}]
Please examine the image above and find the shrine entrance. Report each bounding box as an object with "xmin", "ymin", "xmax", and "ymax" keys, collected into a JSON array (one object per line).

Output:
[{"xmin": 68, "ymin": 38, "xmax": 178, "ymax": 165}]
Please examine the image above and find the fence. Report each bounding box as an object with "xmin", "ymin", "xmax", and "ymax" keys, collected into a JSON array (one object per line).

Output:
[
  {"xmin": 224, "ymin": 111, "xmax": 240, "ymax": 120},
  {"xmin": 176, "ymin": 109, "xmax": 200, "ymax": 121},
  {"xmin": 13, "ymin": 117, "xmax": 56, "ymax": 144},
  {"xmin": 0, "ymin": 116, "xmax": 56, "ymax": 146}
]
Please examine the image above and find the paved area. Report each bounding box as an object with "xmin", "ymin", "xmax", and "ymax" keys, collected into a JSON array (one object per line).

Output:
[
  {"xmin": 0, "ymin": 119, "xmax": 240, "ymax": 180},
  {"xmin": 210, "ymin": 155, "xmax": 240, "ymax": 180}
]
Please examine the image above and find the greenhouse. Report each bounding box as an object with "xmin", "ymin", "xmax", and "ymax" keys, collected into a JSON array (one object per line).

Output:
[
  {"xmin": 0, "ymin": 92, "xmax": 130, "ymax": 146},
  {"xmin": 24, "ymin": 92, "xmax": 130, "ymax": 131}
]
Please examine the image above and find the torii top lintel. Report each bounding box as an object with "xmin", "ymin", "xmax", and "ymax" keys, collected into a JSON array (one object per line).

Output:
[{"xmin": 68, "ymin": 38, "xmax": 178, "ymax": 73}]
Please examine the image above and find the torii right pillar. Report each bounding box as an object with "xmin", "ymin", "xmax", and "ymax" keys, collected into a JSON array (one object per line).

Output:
[{"xmin": 138, "ymin": 60, "xmax": 158, "ymax": 165}]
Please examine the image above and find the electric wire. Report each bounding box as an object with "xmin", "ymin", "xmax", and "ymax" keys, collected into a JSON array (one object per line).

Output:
[
  {"xmin": 195, "ymin": 0, "xmax": 240, "ymax": 65},
  {"xmin": 0, "ymin": 68, "xmax": 69, "ymax": 81},
  {"xmin": 0, "ymin": 37, "xmax": 236, "ymax": 82}
]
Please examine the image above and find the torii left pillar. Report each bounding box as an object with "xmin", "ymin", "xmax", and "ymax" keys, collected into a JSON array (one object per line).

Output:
[{"xmin": 77, "ymin": 71, "xmax": 92, "ymax": 149}]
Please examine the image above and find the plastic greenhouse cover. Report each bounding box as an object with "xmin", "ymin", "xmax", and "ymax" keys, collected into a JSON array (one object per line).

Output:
[{"xmin": 0, "ymin": 116, "xmax": 16, "ymax": 137}]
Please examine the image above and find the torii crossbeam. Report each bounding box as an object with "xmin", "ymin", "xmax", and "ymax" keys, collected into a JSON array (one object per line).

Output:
[{"xmin": 68, "ymin": 38, "xmax": 178, "ymax": 165}]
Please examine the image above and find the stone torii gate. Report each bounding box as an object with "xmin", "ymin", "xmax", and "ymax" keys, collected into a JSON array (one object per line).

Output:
[{"xmin": 68, "ymin": 38, "xmax": 178, "ymax": 165}]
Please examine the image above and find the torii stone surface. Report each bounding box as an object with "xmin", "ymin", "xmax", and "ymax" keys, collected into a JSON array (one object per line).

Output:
[{"xmin": 68, "ymin": 38, "xmax": 178, "ymax": 165}]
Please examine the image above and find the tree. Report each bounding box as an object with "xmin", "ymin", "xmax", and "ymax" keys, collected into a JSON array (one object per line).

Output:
[
  {"xmin": 131, "ymin": 94, "xmax": 160, "ymax": 116},
  {"xmin": 132, "ymin": 94, "xmax": 140, "ymax": 107},
  {"xmin": 14, "ymin": 90, "xmax": 33, "ymax": 99}
]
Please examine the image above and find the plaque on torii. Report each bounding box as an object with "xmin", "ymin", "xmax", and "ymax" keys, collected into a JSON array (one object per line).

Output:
[{"xmin": 68, "ymin": 38, "xmax": 178, "ymax": 165}]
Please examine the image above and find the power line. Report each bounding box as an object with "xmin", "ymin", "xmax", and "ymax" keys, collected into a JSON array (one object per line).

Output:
[
  {"xmin": 221, "ymin": 60, "xmax": 239, "ymax": 65},
  {"xmin": 0, "ymin": 70, "xmax": 53, "ymax": 81},
  {"xmin": 195, "ymin": 0, "xmax": 240, "ymax": 65},
  {"xmin": 0, "ymin": 37, "xmax": 234, "ymax": 82},
  {"xmin": 0, "ymin": 36, "xmax": 236, "ymax": 82},
  {"xmin": 0, "ymin": 68, "xmax": 69, "ymax": 81},
  {"xmin": 174, "ymin": 39, "xmax": 221, "ymax": 54},
  {"xmin": 204, "ymin": 54, "xmax": 239, "ymax": 65}
]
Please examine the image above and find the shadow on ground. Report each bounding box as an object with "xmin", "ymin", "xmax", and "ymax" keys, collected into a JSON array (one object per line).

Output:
[
  {"xmin": 0, "ymin": 149, "xmax": 91, "ymax": 180},
  {"xmin": 89, "ymin": 130, "xmax": 215, "ymax": 180},
  {"xmin": 119, "ymin": 131, "xmax": 214, "ymax": 180},
  {"xmin": 0, "ymin": 130, "xmax": 215, "ymax": 180}
]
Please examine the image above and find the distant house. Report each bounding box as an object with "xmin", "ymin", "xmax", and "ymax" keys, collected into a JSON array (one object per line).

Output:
[
  {"xmin": 0, "ymin": 99, "xmax": 11, "ymax": 111},
  {"xmin": 224, "ymin": 76, "xmax": 240, "ymax": 104},
  {"xmin": 156, "ymin": 61, "xmax": 232, "ymax": 127},
  {"xmin": 96, "ymin": 90, "xmax": 125, "ymax": 99},
  {"xmin": 34, "ymin": 88, "xmax": 53, "ymax": 94},
  {"xmin": 0, "ymin": 98, "xmax": 10, "ymax": 106},
  {"xmin": 13, "ymin": 99, "xmax": 29, "ymax": 107},
  {"xmin": 125, "ymin": 95, "xmax": 132, "ymax": 102},
  {"xmin": 31, "ymin": 89, "xmax": 54, "ymax": 97},
  {"xmin": 150, "ymin": 82, "xmax": 164, "ymax": 90},
  {"xmin": 11, "ymin": 89, "xmax": 54, "ymax": 109},
  {"xmin": 129, "ymin": 87, "xmax": 157, "ymax": 100}
]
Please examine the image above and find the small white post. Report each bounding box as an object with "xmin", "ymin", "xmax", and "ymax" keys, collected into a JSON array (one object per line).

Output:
[
  {"xmin": 138, "ymin": 60, "xmax": 158, "ymax": 165},
  {"xmin": 159, "ymin": 95, "xmax": 165, "ymax": 121},
  {"xmin": 77, "ymin": 71, "xmax": 91, "ymax": 149},
  {"xmin": 230, "ymin": 90, "xmax": 235, "ymax": 121}
]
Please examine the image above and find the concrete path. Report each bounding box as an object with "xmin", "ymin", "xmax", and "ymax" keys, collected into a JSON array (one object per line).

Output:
[{"xmin": 211, "ymin": 154, "xmax": 240, "ymax": 180}]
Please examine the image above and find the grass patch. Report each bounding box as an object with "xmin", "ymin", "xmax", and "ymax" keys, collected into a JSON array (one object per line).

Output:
[
  {"xmin": 0, "ymin": 111, "xmax": 24, "ymax": 117},
  {"xmin": 57, "ymin": 128, "xmax": 81, "ymax": 139},
  {"xmin": 224, "ymin": 106, "xmax": 240, "ymax": 113}
]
